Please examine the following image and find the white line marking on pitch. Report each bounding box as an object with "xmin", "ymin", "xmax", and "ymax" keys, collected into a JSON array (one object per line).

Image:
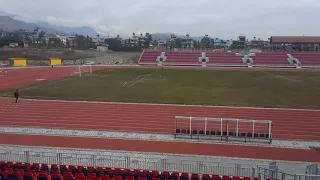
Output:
[{"xmin": 127, "ymin": 74, "xmax": 152, "ymax": 87}]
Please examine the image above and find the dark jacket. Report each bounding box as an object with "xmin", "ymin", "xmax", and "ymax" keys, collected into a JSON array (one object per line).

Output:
[{"xmin": 14, "ymin": 91, "xmax": 19, "ymax": 98}]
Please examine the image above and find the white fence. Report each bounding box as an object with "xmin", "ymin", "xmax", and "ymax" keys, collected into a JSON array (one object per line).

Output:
[
  {"xmin": 257, "ymin": 166, "xmax": 320, "ymax": 180},
  {"xmin": 0, "ymin": 149, "xmax": 255, "ymax": 177}
]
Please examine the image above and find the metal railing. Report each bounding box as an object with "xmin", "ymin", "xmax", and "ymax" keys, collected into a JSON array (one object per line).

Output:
[
  {"xmin": 257, "ymin": 166, "xmax": 320, "ymax": 180},
  {"xmin": 0, "ymin": 150, "xmax": 255, "ymax": 178}
]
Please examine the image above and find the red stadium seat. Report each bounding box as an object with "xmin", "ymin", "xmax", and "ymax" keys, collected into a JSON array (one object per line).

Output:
[
  {"xmin": 212, "ymin": 175, "xmax": 220, "ymax": 180},
  {"xmin": 138, "ymin": 177, "xmax": 147, "ymax": 180},
  {"xmin": 152, "ymin": 171, "xmax": 159, "ymax": 176},
  {"xmin": 181, "ymin": 172, "xmax": 189, "ymax": 177},
  {"xmin": 39, "ymin": 171, "xmax": 49, "ymax": 177},
  {"xmin": 87, "ymin": 173, "xmax": 97, "ymax": 178},
  {"xmin": 171, "ymin": 172, "xmax": 179, "ymax": 177},
  {"xmin": 126, "ymin": 176, "xmax": 135, "ymax": 180},
  {"xmin": 76, "ymin": 177, "xmax": 87, "ymax": 180},
  {"xmin": 101, "ymin": 175, "xmax": 110, "ymax": 180},
  {"xmin": 201, "ymin": 174, "xmax": 210, "ymax": 179},
  {"xmin": 76, "ymin": 172, "xmax": 85, "ymax": 177},
  {"xmin": 63, "ymin": 172, "xmax": 73, "ymax": 177},
  {"xmin": 0, "ymin": 161, "xmax": 261, "ymax": 180},
  {"xmin": 161, "ymin": 171, "xmax": 170, "ymax": 177},
  {"xmin": 29, "ymin": 170, "xmax": 37, "ymax": 177}
]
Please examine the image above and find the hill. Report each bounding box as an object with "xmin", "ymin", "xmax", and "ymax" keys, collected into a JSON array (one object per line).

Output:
[
  {"xmin": 0, "ymin": 16, "xmax": 58, "ymax": 34},
  {"xmin": 0, "ymin": 15, "xmax": 99, "ymax": 36},
  {"xmin": 37, "ymin": 21, "xmax": 98, "ymax": 37}
]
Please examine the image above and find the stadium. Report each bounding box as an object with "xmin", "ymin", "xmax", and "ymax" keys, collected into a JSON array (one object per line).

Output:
[{"xmin": 1, "ymin": 47, "xmax": 320, "ymax": 180}]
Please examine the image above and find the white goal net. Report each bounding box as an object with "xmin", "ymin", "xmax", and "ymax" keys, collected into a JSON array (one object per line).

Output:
[
  {"xmin": 0, "ymin": 70, "xmax": 8, "ymax": 77},
  {"xmin": 71, "ymin": 65, "xmax": 93, "ymax": 77}
]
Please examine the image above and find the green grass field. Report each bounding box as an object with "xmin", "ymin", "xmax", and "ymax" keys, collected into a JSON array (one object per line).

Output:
[{"xmin": 2, "ymin": 68, "xmax": 320, "ymax": 109}]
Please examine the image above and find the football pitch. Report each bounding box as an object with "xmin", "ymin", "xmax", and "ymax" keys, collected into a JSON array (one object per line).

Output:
[{"xmin": 2, "ymin": 68, "xmax": 320, "ymax": 109}]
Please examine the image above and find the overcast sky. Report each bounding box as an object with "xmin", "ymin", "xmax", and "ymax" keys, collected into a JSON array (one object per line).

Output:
[{"xmin": 0, "ymin": 0, "xmax": 320, "ymax": 39}]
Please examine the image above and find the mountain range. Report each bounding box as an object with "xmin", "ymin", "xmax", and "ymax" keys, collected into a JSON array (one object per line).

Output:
[
  {"xmin": 0, "ymin": 13, "xmax": 217, "ymax": 41},
  {"xmin": 0, "ymin": 15, "xmax": 99, "ymax": 37}
]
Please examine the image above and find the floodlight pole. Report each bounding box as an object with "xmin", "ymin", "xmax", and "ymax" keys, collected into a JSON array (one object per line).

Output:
[
  {"xmin": 175, "ymin": 117, "xmax": 177, "ymax": 133},
  {"xmin": 220, "ymin": 118, "xmax": 223, "ymax": 135},
  {"xmin": 252, "ymin": 120, "xmax": 255, "ymax": 137},
  {"xmin": 268, "ymin": 121, "xmax": 272, "ymax": 138},
  {"xmin": 226, "ymin": 120, "xmax": 229, "ymax": 135},
  {"xmin": 204, "ymin": 117, "xmax": 207, "ymax": 135},
  {"xmin": 189, "ymin": 117, "xmax": 192, "ymax": 135},
  {"xmin": 236, "ymin": 119, "xmax": 239, "ymax": 137}
]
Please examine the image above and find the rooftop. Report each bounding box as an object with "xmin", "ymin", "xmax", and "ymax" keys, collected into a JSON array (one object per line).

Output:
[{"xmin": 271, "ymin": 36, "xmax": 320, "ymax": 44}]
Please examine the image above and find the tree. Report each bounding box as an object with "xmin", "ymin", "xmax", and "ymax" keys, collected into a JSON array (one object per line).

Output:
[
  {"xmin": 143, "ymin": 33, "xmax": 152, "ymax": 48},
  {"xmin": 151, "ymin": 40, "xmax": 158, "ymax": 47},
  {"xmin": 97, "ymin": 34, "xmax": 100, "ymax": 46},
  {"xmin": 138, "ymin": 38, "xmax": 142, "ymax": 49},
  {"xmin": 48, "ymin": 38, "xmax": 63, "ymax": 48},
  {"xmin": 39, "ymin": 31, "xmax": 45, "ymax": 39},
  {"xmin": 89, "ymin": 37, "xmax": 93, "ymax": 48},
  {"xmin": 33, "ymin": 27, "xmax": 40, "ymax": 35},
  {"xmin": 193, "ymin": 40, "xmax": 200, "ymax": 49},
  {"xmin": 200, "ymin": 34, "xmax": 212, "ymax": 49},
  {"xmin": 175, "ymin": 38, "xmax": 182, "ymax": 48},
  {"xmin": 0, "ymin": 35, "xmax": 23, "ymax": 46},
  {"xmin": 75, "ymin": 35, "xmax": 87, "ymax": 49},
  {"xmin": 105, "ymin": 38, "xmax": 122, "ymax": 50},
  {"xmin": 86, "ymin": 35, "xmax": 90, "ymax": 48},
  {"xmin": 66, "ymin": 39, "xmax": 71, "ymax": 48}
]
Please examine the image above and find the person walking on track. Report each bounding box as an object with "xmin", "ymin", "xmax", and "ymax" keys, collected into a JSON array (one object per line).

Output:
[{"xmin": 14, "ymin": 89, "xmax": 19, "ymax": 103}]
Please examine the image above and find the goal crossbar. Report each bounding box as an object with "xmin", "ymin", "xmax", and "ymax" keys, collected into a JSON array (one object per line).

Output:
[{"xmin": 73, "ymin": 65, "xmax": 92, "ymax": 77}]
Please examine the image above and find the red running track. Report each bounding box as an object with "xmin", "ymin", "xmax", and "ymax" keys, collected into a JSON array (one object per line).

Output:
[
  {"xmin": 1, "ymin": 66, "xmax": 320, "ymax": 90},
  {"xmin": 0, "ymin": 133, "xmax": 319, "ymax": 162},
  {"xmin": 0, "ymin": 98, "xmax": 319, "ymax": 141}
]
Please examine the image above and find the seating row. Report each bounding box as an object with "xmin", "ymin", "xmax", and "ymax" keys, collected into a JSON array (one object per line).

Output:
[
  {"xmin": 139, "ymin": 51, "xmax": 244, "ymax": 66},
  {"xmin": 139, "ymin": 51, "xmax": 320, "ymax": 67},
  {"xmin": 250, "ymin": 53, "xmax": 291, "ymax": 67},
  {"xmin": 0, "ymin": 162, "xmax": 258, "ymax": 180},
  {"xmin": 174, "ymin": 129, "xmax": 272, "ymax": 144},
  {"xmin": 254, "ymin": 52, "xmax": 320, "ymax": 67}
]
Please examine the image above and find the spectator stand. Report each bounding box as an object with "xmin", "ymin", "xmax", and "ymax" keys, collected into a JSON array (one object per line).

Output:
[
  {"xmin": 0, "ymin": 161, "xmax": 259, "ymax": 180},
  {"xmin": 174, "ymin": 116, "xmax": 272, "ymax": 144}
]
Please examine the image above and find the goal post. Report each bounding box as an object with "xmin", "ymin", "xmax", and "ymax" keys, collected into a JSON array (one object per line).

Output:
[
  {"xmin": 0, "ymin": 70, "xmax": 8, "ymax": 77},
  {"xmin": 71, "ymin": 65, "xmax": 92, "ymax": 77}
]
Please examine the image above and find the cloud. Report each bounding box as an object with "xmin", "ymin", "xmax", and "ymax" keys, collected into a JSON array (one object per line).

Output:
[{"xmin": 0, "ymin": 0, "xmax": 320, "ymax": 39}]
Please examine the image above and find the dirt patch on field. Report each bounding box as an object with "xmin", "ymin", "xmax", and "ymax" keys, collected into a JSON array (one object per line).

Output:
[{"xmin": 0, "ymin": 48, "xmax": 141, "ymax": 66}]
